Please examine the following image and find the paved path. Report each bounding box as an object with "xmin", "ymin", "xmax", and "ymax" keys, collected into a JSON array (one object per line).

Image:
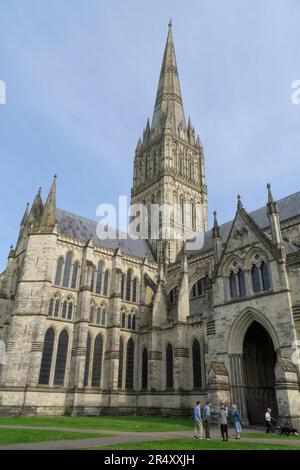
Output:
[{"xmin": 0, "ymin": 425, "xmax": 299, "ymax": 450}]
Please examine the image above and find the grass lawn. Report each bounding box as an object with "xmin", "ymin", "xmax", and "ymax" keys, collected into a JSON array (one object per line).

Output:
[
  {"xmin": 0, "ymin": 415, "xmax": 192, "ymax": 432},
  {"xmin": 243, "ymin": 433, "xmax": 300, "ymax": 440},
  {"xmin": 90, "ymin": 439, "xmax": 300, "ymax": 451},
  {"xmin": 0, "ymin": 428, "xmax": 104, "ymax": 446}
]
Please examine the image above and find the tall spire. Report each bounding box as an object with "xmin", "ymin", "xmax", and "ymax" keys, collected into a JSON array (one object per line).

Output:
[
  {"xmin": 151, "ymin": 21, "xmax": 186, "ymax": 136},
  {"xmin": 39, "ymin": 175, "xmax": 57, "ymax": 233}
]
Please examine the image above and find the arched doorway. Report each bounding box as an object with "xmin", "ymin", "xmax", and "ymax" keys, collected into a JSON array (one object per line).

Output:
[{"xmin": 243, "ymin": 321, "xmax": 278, "ymax": 425}]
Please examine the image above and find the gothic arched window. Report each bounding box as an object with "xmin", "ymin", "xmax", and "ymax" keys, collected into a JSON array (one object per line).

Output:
[
  {"xmin": 166, "ymin": 343, "xmax": 174, "ymax": 390},
  {"xmin": 229, "ymin": 271, "xmax": 238, "ymax": 299},
  {"xmin": 101, "ymin": 307, "xmax": 106, "ymax": 326},
  {"xmin": 126, "ymin": 338, "xmax": 134, "ymax": 390},
  {"xmin": 192, "ymin": 339, "xmax": 202, "ymax": 389},
  {"xmin": 63, "ymin": 252, "xmax": 72, "ymax": 288},
  {"xmin": 91, "ymin": 334, "xmax": 103, "ymax": 387},
  {"xmin": 71, "ymin": 261, "xmax": 79, "ymax": 289},
  {"xmin": 252, "ymin": 264, "xmax": 261, "ymax": 293},
  {"xmin": 53, "ymin": 330, "xmax": 69, "ymax": 386},
  {"xmin": 62, "ymin": 301, "xmax": 68, "ymax": 319},
  {"xmin": 121, "ymin": 310, "xmax": 126, "ymax": 329},
  {"xmin": 121, "ymin": 274, "xmax": 125, "ymax": 299},
  {"xmin": 90, "ymin": 265, "xmax": 96, "ymax": 292},
  {"xmin": 83, "ymin": 333, "xmax": 91, "ymax": 386},
  {"xmin": 191, "ymin": 278, "xmax": 205, "ymax": 298},
  {"xmin": 38, "ymin": 328, "xmax": 55, "ymax": 385},
  {"xmin": 128, "ymin": 314, "xmax": 132, "ymax": 330},
  {"xmin": 54, "ymin": 297, "xmax": 60, "ymax": 317},
  {"xmin": 169, "ymin": 286, "xmax": 178, "ymax": 305},
  {"xmin": 261, "ymin": 262, "xmax": 271, "ymax": 291},
  {"xmin": 118, "ymin": 337, "xmax": 124, "ymax": 389},
  {"xmin": 126, "ymin": 270, "xmax": 132, "ymax": 301},
  {"xmin": 132, "ymin": 314, "xmax": 136, "ymax": 331},
  {"xmin": 132, "ymin": 278, "xmax": 138, "ymax": 303},
  {"xmin": 237, "ymin": 269, "xmax": 246, "ymax": 297},
  {"xmin": 96, "ymin": 261, "xmax": 103, "ymax": 294},
  {"xmin": 103, "ymin": 270, "xmax": 109, "ymax": 296},
  {"xmin": 142, "ymin": 347, "xmax": 148, "ymax": 390},
  {"xmin": 96, "ymin": 308, "xmax": 101, "ymax": 325},
  {"xmin": 67, "ymin": 301, "xmax": 73, "ymax": 320},
  {"xmin": 55, "ymin": 258, "xmax": 64, "ymax": 286}
]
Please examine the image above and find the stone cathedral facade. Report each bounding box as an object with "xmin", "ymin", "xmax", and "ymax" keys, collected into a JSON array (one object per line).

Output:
[{"xmin": 0, "ymin": 23, "xmax": 300, "ymax": 426}]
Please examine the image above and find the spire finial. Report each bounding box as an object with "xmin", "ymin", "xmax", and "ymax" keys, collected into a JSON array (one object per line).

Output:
[
  {"xmin": 237, "ymin": 194, "xmax": 243, "ymax": 209},
  {"xmin": 267, "ymin": 182, "xmax": 274, "ymax": 203},
  {"xmin": 212, "ymin": 210, "xmax": 221, "ymax": 239},
  {"xmin": 169, "ymin": 18, "xmax": 172, "ymax": 28}
]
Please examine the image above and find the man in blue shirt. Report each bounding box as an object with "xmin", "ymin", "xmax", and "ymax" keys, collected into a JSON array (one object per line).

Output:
[
  {"xmin": 193, "ymin": 401, "xmax": 203, "ymax": 439},
  {"xmin": 203, "ymin": 400, "xmax": 212, "ymax": 439}
]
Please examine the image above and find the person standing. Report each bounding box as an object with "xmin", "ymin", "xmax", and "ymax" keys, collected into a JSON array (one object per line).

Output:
[
  {"xmin": 265, "ymin": 408, "xmax": 274, "ymax": 434},
  {"xmin": 193, "ymin": 401, "xmax": 203, "ymax": 439},
  {"xmin": 219, "ymin": 403, "xmax": 229, "ymax": 441},
  {"xmin": 203, "ymin": 400, "xmax": 212, "ymax": 440},
  {"xmin": 231, "ymin": 404, "xmax": 242, "ymax": 439}
]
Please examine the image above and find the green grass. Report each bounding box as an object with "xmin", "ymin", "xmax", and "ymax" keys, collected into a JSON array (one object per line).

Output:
[
  {"xmin": 0, "ymin": 428, "xmax": 103, "ymax": 446},
  {"xmin": 0, "ymin": 415, "xmax": 192, "ymax": 432},
  {"xmin": 90, "ymin": 439, "xmax": 300, "ymax": 451},
  {"xmin": 243, "ymin": 433, "xmax": 300, "ymax": 440}
]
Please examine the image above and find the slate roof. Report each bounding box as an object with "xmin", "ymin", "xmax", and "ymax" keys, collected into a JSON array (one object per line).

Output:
[
  {"xmin": 56, "ymin": 209, "xmax": 155, "ymax": 261},
  {"xmin": 56, "ymin": 191, "xmax": 300, "ymax": 261},
  {"xmin": 190, "ymin": 190, "xmax": 300, "ymax": 255}
]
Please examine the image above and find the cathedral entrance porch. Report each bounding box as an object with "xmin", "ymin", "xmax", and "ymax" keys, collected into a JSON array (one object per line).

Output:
[{"xmin": 243, "ymin": 321, "xmax": 278, "ymax": 425}]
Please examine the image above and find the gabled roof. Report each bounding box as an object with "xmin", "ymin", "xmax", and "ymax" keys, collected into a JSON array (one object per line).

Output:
[
  {"xmin": 56, "ymin": 209, "xmax": 155, "ymax": 261},
  {"xmin": 190, "ymin": 190, "xmax": 300, "ymax": 255}
]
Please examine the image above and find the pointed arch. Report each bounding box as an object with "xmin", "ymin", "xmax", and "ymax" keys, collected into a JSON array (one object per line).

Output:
[
  {"xmin": 132, "ymin": 313, "xmax": 136, "ymax": 331},
  {"xmin": 192, "ymin": 339, "xmax": 202, "ymax": 389},
  {"xmin": 128, "ymin": 313, "xmax": 132, "ymax": 330},
  {"xmin": 132, "ymin": 278, "xmax": 138, "ymax": 303},
  {"xmin": 251, "ymin": 264, "xmax": 261, "ymax": 293},
  {"xmin": 121, "ymin": 309, "xmax": 126, "ymax": 329},
  {"xmin": 53, "ymin": 330, "xmax": 69, "ymax": 386},
  {"xmin": 126, "ymin": 269, "xmax": 132, "ymax": 301},
  {"xmin": 71, "ymin": 261, "xmax": 79, "ymax": 289},
  {"xmin": 103, "ymin": 270, "xmax": 109, "ymax": 296},
  {"xmin": 96, "ymin": 260, "xmax": 103, "ymax": 294},
  {"xmin": 63, "ymin": 252, "xmax": 72, "ymax": 288},
  {"xmin": 101, "ymin": 307, "xmax": 106, "ymax": 326},
  {"xmin": 166, "ymin": 343, "xmax": 174, "ymax": 390},
  {"xmin": 38, "ymin": 328, "xmax": 55, "ymax": 385},
  {"xmin": 55, "ymin": 257, "xmax": 64, "ymax": 286},
  {"xmin": 91, "ymin": 334, "xmax": 103, "ymax": 387},
  {"xmin": 126, "ymin": 338, "xmax": 135, "ymax": 390},
  {"xmin": 228, "ymin": 307, "xmax": 280, "ymax": 355},
  {"xmin": 142, "ymin": 347, "xmax": 148, "ymax": 390},
  {"xmin": 118, "ymin": 336, "xmax": 124, "ymax": 388}
]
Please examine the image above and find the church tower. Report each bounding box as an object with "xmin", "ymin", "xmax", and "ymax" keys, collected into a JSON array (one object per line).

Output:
[{"xmin": 131, "ymin": 22, "xmax": 208, "ymax": 263}]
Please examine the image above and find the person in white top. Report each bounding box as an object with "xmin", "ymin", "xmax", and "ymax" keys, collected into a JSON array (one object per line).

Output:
[{"xmin": 265, "ymin": 408, "xmax": 274, "ymax": 433}]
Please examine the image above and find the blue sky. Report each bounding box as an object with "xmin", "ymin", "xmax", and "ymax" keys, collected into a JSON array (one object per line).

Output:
[{"xmin": 0, "ymin": 0, "xmax": 300, "ymax": 270}]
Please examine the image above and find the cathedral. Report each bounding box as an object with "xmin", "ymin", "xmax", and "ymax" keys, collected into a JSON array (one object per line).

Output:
[{"xmin": 0, "ymin": 23, "xmax": 300, "ymax": 427}]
